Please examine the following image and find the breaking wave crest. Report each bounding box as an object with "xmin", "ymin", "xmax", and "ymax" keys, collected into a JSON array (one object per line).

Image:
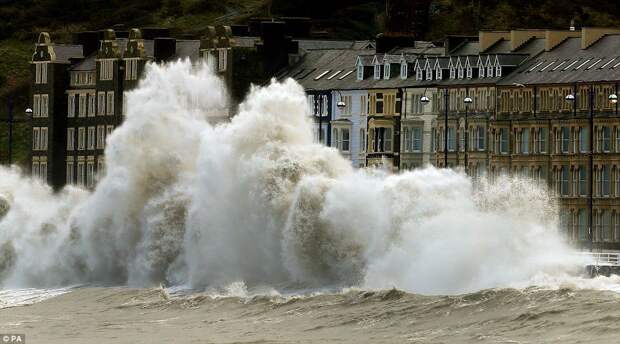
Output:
[{"xmin": 0, "ymin": 60, "xmax": 606, "ymax": 295}]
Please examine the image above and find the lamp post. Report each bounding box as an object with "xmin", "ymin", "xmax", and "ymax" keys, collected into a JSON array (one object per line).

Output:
[
  {"xmin": 421, "ymin": 89, "xmax": 449, "ymax": 167},
  {"xmin": 463, "ymin": 96, "xmax": 473, "ymax": 172},
  {"xmin": 565, "ymin": 86, "xmax": 618, "ymax": 252}
]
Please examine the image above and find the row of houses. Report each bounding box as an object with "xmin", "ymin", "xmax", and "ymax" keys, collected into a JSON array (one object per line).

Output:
[
  {"xmin": 28, "ymin": 23, "xmax": 620, "ymax": 250},
  {"xmin": 278, "ymin": 28, "xmax": 620, "ymax": 250}
]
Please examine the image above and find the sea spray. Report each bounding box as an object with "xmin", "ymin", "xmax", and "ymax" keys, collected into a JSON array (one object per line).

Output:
[{"xmin": 0, "ymin": 60, "xmax": 587, "ymax": 294}]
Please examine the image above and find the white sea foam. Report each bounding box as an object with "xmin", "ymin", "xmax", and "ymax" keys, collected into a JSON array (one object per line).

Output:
[{"xmin": 0, "ymin": 59, "xmax": 615, "ymax": 296}]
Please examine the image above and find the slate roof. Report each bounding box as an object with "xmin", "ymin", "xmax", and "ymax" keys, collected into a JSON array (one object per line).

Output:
[
  {"xmin": 68, "ymin": 39, "xmax": 199, "ymax": 71},
  {"xmin": 52, "ymin": 44, "xmax": 83, "ymax": 63},
  {"xmin": 296, "ymin": 39, "xmax": 375, "ymax": 51},
  {"xmin": 498, "ymin": 35, "xmax": 620, "ymax": 85}
]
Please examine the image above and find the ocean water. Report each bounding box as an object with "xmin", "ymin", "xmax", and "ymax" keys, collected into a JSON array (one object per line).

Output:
[{"xmin": 0, "ymin": 60, "xmax": 618, "ymax": 343}]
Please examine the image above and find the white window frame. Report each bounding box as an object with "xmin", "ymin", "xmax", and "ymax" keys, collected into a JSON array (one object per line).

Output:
[
  {"xmin": 87, "ymin": 126, "xmax": 96, "ymax": 150},
  {"xmin": 357, "ymin": 65, "xmax": 364, "ymax": 80},
  {"xmin": 68, "ymin": 94, "xmax": 76, "ymax": 117},
  {"xmin": 218, "ymin": 49, "xmax": 228, "ymax": 72},
  {"xmin": 374, "ymin": 64, "xmax": 381, "ymax": 80},
  {"xmin": 67, "ymin": 127, "xmax": 75, "ymax": 151},
  {"xmin": 98, "ymin": 92, "xmax": 106, "ymax": 116},
  {"xmin": 33, "ymin": 94, "xmax": 41, "ymax": 117},
  {"xmin": 383, "ymin": 63, "xmax": 390, "ymax": 79},
  {"xmin": 106, "ymin": 92, "xmax": 114, "ymax": 116},
  {"xmin": 78, "ymin": 127, "xmax": 86, "ymax": 151},
  {"xmin": 400, "ymin": 63, "xmax": 407, "ymax": 79},
  {"xmin": 97, "ymin": 125, "xmax": 105, "ymax": 150},
  {"xmin": 41, "ymin": 94, "xmax": 48, "ymax": 117}
]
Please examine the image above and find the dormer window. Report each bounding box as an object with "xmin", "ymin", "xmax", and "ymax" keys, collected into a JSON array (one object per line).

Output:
[
  {"xmin": 449, "ymin": 67, "xmax": 455, "ymax": 79},
  {"xmin": 425, "ymin": 66, "xmax": 432, "ymax": 80},
  {"xmin": 479, "ymin": 65, "xmax": 485, "ymax": 78},
  {"xmin": 495, "ymin": 65, "xmax": 502, "ymax": 77},
  {"xmin": 374, "ymin": 64, "xmax": 381, "ymax": 80},
  {"xmin": 457, "ymin": 67, "xmax": 464, "ymax": 79},
  {"xmin": 400, "ymin": 63, "xmax": 407, "ymax": 79},
  {"xmin": 357, "ymin": 65, "xmax": 364, "ymax": 80},
  {"xmin": 436, "ymin": 68, "xmax": 442, "ymax": 80},
  {"xmin": 466, "ymin": 67, "xmax": 472, "ymax": 78},
  {"xmin": 384, "ymin": 63, "xmax": 390, "ymax": 79},
  {"xmin": 487, "ymin": 64, "xmax": 493, "ymax": 77},
  {"xmin": 416, "ymin": 67, "xmax": 423, "ymax": 81}
]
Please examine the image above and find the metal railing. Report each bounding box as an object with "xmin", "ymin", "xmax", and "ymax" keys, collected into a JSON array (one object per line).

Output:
[{"xmin": 577, "ymin": 251, "xmax": 620, "ymax": 267}]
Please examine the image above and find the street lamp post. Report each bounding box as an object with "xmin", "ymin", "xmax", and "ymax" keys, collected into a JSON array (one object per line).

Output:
[
  {"xmin": 565, "ymin": 86, "xmax": 618, "ymax": 252},
  {"xmin": 463, "ymin": 96, "xmax": 473, "ymax": 172}
]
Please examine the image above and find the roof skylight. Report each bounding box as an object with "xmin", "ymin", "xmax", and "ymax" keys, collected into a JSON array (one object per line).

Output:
[
  {"xmin": 338, "ymin": 70, "xmax": 354, "ymax": 80},
  {"xmin": 327, "ymin": 70, "xmax": 342, "ymax": 80},
  {"xmin": 314, "ymin": 70, "xmax": 330, "ymax": 80}
]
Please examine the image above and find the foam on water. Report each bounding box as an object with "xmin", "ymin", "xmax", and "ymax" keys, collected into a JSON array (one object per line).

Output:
[{"xmin": 0, "ymin": 60, "xmax": 616, "ymax": 298}]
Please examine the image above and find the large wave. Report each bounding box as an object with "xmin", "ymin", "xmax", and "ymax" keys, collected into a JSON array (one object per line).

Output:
[{"xmin": 0, "ymin": 60, "xmax": 589, "ymax": 295}]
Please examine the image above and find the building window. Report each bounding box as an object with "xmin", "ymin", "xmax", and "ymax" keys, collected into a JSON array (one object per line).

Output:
[
  {"xmin": 400, "ymin": 63, "xmax": 407, "ymax": 79},
  {"xmin": 97, "ymin": 92, "xmax": 106, "ymax": 116},
  {"xmin": 218, "ymin": 49, "xmax": 227, "ymax": 72},
  {"xmin": 77, "ymin": 160, "xmax": 85, "ymax": 186},
  {"xmin": 360, "ymin": 128, "xmax": 366, "ymax": 152},
  {"xmin": 39, "ymin": 159, "xmax": 47, "ymax": 181},
  {"xmin": 466, "ymin": 67, "xmax": 472, "ymax": 78},
  {"xmin": 425, "ymin": 67, "xmax": 432, "ymax": 80},
  {"xmin": 341, "ymin": 128, "xmax": 350, "ymax": 152},
  {"xmin": 579, "ymin": 127, "xmax": 588, "ymax": 152},
  {"xmin": 78, "ymin": 127, "xmax": 86, "ymax": 151},
  {"xmin": 561, "ymin": 127, "xmax": 570, "ymax": 153},
  {"xmin": 86, "ymin": 160, "xmax": 95, "ymax": 188},
  {"xmin": 521, "ymin": 128, "xmax": 530, "ymax": 154},
  {"xmin": 125, "ymin": 59, "xmax": 139, "ymax": 80},
  {"xmin": 35, "ymin": 62, "xmax": 48, "ymax": 84},
  {"xmin": 500, "ymin": 128, "xmax": 508, "ymax": 154},
  {"xmin": 88, "ymin": 93, "xmax": 96, "ymax": 117},
  {"xmin": 477, "ymin": 126, "xmax": 485, "ymax": 151},
  {"xmin": 536, "ymin": 127, "xmax": 547, "ymax": 153},
  {"xmin": 479, "ymin": 64, "xmax": 485, "ymax": 78},
  {"xmin": 33, "ymin": 94, "xmax": 40, "ymax": 117},
  {"xmin": 78, "ymin": 94, "xmax": 87, "ymax": 117},
  {"xmin": 416, "ymin": 68, "xmax": 423, "ymax": 81},
  {"xmin": 375, "ymin": 93, "xmax": 384, "ymax": 114},
  {"xmin": 578, "ymin": 165, "xmax": 586, "ymax": 196},
  {"xmin": 457, "ymin": 67, "xmax": 464, "ymax": 79},
  {"xmin": 339, "ymin": 95, "xmax": 352, "ymax": 115},
  {"xmin": 40, "ymin": 127, "xmax": 48, "ymax": 150},
  {"xmin": 357, "ymin": 65, "xmax": 364, "ymax": 80},
  {"xmin": 67, "ymin": 128, "xmax": 75, "ymax": 151},
  {"xmin": 97, "ymin": 156, "xmax": 105, "ymax": 180},
  {"xmin": 68, "ymin": 94, "xmax": 76, "ymax": 117},
  {"xmin": 561, "ymin": 166, "xmax": 569, "ymax": 196},
  {"xmin": 487, "ymin": 64, "xmax": 493, "ymax": 77},
  {"xmin": 413, "ymin": 127, "xmax": 422, "ymax": 152},
  {"xmin": 495, "ymin": 65, "xmax": 502, "ymax": 77},
  {"xmin": 97, "ymin": 125, "xmax": 105, "ymax": 150},
  {"xmin": 66, "ymin": 159, "xmax": 74, "ymax": 185},
  {"xmin": 106, "ymin": 125, "xmax": 114, "ymax": 138},
  {"xmin": 601, "ymin": 210, "xmax": 612, "ymax": 241},
  {"xmin": 106, "ymin": 92, "xmax": 114, "ymax": 115},
  {"xmin": 99, "ymin": 60, "xmax": 114, "ymax": 80},
  {"xmin": 601, "ymin": 165, "xmax": 610, "ymax": 196},
  {"xmin": 383, "ymin": 63, "xmax": 390, "ymax": 79},
  {"xmin": 87, "ymin": 127, "xmax": 95, "ymax": 150},
  {"xmin": 600, "ymin": 126, "xmax": 611, "ymax": 152},
  {"xmin": 374, "ymin": 64, "xmax": 380, "ymax": 80},
  {"xmin": 449, "ymin": 67, "xmax": 455, "ymax": 79},
  {"xmin": 448, "ymin": 127, "xmax": 456, "ymax": 152},
  {"xmin": 32, "ymin": 127, "xmax": 40, "ymax": 150}
]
